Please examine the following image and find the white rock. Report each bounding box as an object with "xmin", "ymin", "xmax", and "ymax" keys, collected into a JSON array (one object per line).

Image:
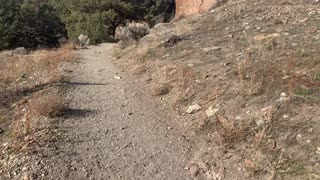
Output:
[
  {"xmin": 256, "ymin": 119, "xmax": 264, "ymax": 127},
  {"xmin": 280, "ymin": 92, "xmax": 287, "ymax": 97},
  {"xmin": 276, "ymin": 92, "xmax": 290, "ymax": 102},
  {"xmin": 114, "ymin": 76, "xmax": 122, "ymax": 80},
  {"xmin": 187, "ymin": 104, "xmax": 202, "ymax": 114},
  {"xmin": 296, "ymin": 134, "xmax": 302, "ymax": 138},
  {"xmin": 206, "ymin": 106, "xmax": 219, "ymax": 117},
  {"xmin": 202, "ymin": 46, "xmax": 222, "ymax": 52}
]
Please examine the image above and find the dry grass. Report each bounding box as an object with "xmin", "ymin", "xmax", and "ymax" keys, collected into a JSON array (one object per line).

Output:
[
  {"xmin": 0, "ymin": 44, "xmax": 73, "ymax": 89},
  {"xmin": 1, "ymin": 44, "xmax": 73, "ymax": 177},
  {"xmin": 29, "ymin": 92, "xmax": 65, "ymax": 118},
  {"xmin": 0, "ymin": 44, "xmax": 74, "ymax": 152},
  {"xmin": 111, "ymin": 44, "xmax": 122, "ymax": 59},
  {"xmin": 111, "ymin": 1, "xmax": 320, "ymax": 178}
]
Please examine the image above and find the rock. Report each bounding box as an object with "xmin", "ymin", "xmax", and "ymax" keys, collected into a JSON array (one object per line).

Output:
[
  {"xmin": 255, "ymin": 119, "xmax": 264, "ymax": 127},
  {"xmin": 189, "ymin": 165, "xmax": 199, "ymax": 177},
  {"xmin": 187, "ymin": 104, "xmax": 202, "ymax": 114},
  {"xmin": 153, "ymin": 84, "xmax": 172, "ymax": 96},
  {"xmin": 280, "ymin": 92, "xmax": 287, "ymax": 97},
  {"xmin": 276, "ymin": 92, "xmax": 290, "ymax": 102},
  {"xmin": 176, "ymin": 0, "xmax": 221, "ymax": 18},
  {"xmin": 12, "ymin": 47, "xmax": 27, "ymax": 55},
  {"xmin": 0, "ymin": 128, "xmax": 3, "ymax": 134},
  {"xmin": 296, "ymin": 134, "xmax": 302, "ymax": 139},
  {"xmin": 283, "ymin": 114, "xmax": 289, "ymax": 119},
  {"xmin": 78, "ymin": 34, "xmax": 90, "ymax": 48},
  {"xmin": 202, "ymin": 46, "xmax": 222, "ymax": 52},
  {"xmin": 205, "ymin": 106, "xmax": 219, "ymax": 117},
  {"xmin": 300, "ymin": 18, "xmax": 308, "ymax": 23},
  {"xmin": 114, "ymin": 76, "xmax": 122, "ymax": 80}
]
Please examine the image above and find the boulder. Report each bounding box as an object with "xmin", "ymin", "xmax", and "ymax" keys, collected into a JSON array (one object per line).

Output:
[
  {"xmin": 78, "ymin": 34, "xmax": 90, "ymax": 48},
  {"xmin": 12, "ymin": 47, "xmax": 27, "ymax": 55}
]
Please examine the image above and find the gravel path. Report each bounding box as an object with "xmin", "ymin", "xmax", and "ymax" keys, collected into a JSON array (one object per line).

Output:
[{"xmin": 44, "ymin": 44, "xmax": 192, "ymax": 179}]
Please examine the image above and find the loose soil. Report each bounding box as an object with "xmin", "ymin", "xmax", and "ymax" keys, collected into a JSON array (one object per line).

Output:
[{"xmin": 2, "ymin": 44, "xmax": 194, "ymax": 180}]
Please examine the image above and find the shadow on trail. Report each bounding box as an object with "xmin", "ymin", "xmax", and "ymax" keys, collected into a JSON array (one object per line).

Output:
[
  {"xmin": 0, "ymin": 80, "xmax": 109, "ymax": 106},
  {"xmin": 61, "ymin": 81, "xmax": 109, "ymax": 86},
  {"xmin": 58, "ymin": 108, "xmax": 97, "ymax": 118}
]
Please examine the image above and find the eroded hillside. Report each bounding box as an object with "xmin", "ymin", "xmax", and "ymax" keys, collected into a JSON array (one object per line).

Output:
[{"xmin": 115, "ymin": 0, "xmax": 320, "ymax": 179}]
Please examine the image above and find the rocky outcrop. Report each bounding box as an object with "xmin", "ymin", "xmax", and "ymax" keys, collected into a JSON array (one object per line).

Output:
[{"xmin": 175, "ymin": 0, "xmax": 219, "ymax": 18}]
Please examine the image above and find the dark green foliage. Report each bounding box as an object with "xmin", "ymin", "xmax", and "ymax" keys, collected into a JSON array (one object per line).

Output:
[
  {"xmin": 0, "ymin": 0, "xmax": 174, "ymax": 49},
  {"xmin": 0, "ymin": 0, "xmax": 67, "ymax": 50},
  {"xmin": 50, "ymin": 0, "xmax": 175, "ymax": 43}
]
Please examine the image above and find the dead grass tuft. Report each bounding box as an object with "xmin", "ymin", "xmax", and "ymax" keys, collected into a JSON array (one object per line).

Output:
[
  {"xmin": 216, "ymin": 115, "xmax": 253, "ymax": 147},
  {"xmin": 111, "ymin": 45, "xmax": 123, "ymax": 59},
  {"xmin": 0, "ymin": 44, "xmax": 73, "ymax": 154},
  {"xmin": 29, "ymin": 92, "xmax": 65, "ymax": 118}
]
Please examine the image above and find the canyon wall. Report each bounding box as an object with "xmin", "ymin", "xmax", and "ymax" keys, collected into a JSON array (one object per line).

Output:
[{"xmin": 175, "ymin": 0, "xmax": 218, "ymax": 18}]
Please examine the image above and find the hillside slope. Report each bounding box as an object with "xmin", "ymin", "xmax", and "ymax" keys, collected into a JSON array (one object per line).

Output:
[{"xmin": 115, "ymin": 0, "xmax": 320, "ymax": 179}]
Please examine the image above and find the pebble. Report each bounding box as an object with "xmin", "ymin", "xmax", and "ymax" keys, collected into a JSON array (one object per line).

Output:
[
  {"xmin": 187, "ymin": 104, "xmax": 202, "ymax": 114},
  {"xmin": 280, "ymin": 92, "xmax": 287, "ymax": 97},
  {"xmin": 308, "ymin": 128, "xmax": 314, "ymax": 133},
  {"xmin": 256, "ymin": 119, "xmax": 264, "ymax": 127},
  {"xmin": 114, "ymin": 76, "xmax": 122, "ymax": 80},
  {"xmin": 277, "ymin": 92, "xmax": 290, "ymax": 102},
  {"xmin": 205, "ymin": 106, "xmax": 219, "ymax": 118},
  {"xmin": 202, "ymin": 46, "xmax": 222, "ymax": 52},
  {"xmin": 296, "ymin": 134, "xmax": 302, "ymax": 139},
  {"xmin": 189, "ymin": 166, "xmax": 199, "ymax": 177}
]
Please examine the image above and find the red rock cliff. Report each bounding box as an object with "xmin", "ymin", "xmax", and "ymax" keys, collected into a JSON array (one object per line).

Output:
[{"xmin": 175, "ymin": 0, "xmax": 218, "ymax": 18}]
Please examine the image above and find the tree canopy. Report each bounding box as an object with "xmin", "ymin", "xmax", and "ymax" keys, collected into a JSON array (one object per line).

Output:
[
  {"xmin": 0, "ymin": 0, "xmax": 175, "ymax": 50},
  {"xmin": 0, "ymin": 0, "xmax": 66, "ymax": 50}
]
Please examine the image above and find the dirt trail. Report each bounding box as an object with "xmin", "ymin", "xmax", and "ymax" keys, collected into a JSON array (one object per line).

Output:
[{"xmin": 42, "ymin": 43, "xmax": 192, "ymax": 179}]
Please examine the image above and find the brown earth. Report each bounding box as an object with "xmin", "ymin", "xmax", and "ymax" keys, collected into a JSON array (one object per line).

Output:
[
  {"xmin": 1, "ymin": 44, "xmax": 197, "ymax": 179},
  {"xmin": 114, "ymin": 0, "xmax": 320, "ymax": 179},
  {"xmin": 0, "ymin": 46, "xmax": 73, "ymax": 179},
  {"xmin": 1, "ymin": 0, "xmax": 320, "ymax": 179}
]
